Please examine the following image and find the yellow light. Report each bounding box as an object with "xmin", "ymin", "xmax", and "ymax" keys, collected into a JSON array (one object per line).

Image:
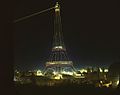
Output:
[
  {"xmin": 102, "ymin": 81, "xmax": 112, "ymax": 87},
  {"xmin": 75, "ymin": 73, "xmax": 81, "ymax": 77},
  {"xmin": 36, "ymin": 70, "xmax": 43, "ymax": 76},
  {"xmin": 117, "ymin": 80, "xmax": 119, "ymax": 85},
  {"xmin": 104, "ymin": 84, "xmax": 110, "ymax": 88},
  {"xmin": 49, "ymin": 62, "xmax": 55, "ymax": 64},
  {"xmin": 100, "ymin": 81, "xmax": 103, "ymax": 83},
  {"xmin": 54, "ymin": 76, "xmax": 60, "ymax": 79},
  {"xmin": 104, "ymin": 69, "xmax": 108, "ymax": 72},
  {"xmin": 55, "ymin": 2, "xmax": 60, "ymax": 12},
  {"xmin": 99, "ymin": 68, "xmax": 103, "ymax": 72},
  {"xmin": 54, "ymin": 46, "xmax": 63, "ymax": 49},
  {"xmin": 16, "ymin": 71, "xmax": 19, "ymax": 74},
  {"xmin": 79, "ymin": 69, "xmax": 87, "ymax": 73},
  {"xmin": 53, "ymin": 71, "xmax": 57, "ymax": 75},
  {"xmin": 55, "ymin": 2, "xmax": 59, "ymax": 8},
  {"xmin": 61, "ymin": 71, "xmax": 73, "ymax": 75},
  {"xmin": 54, "ymin": 74, "xmax": 63, "ymax": 80}
]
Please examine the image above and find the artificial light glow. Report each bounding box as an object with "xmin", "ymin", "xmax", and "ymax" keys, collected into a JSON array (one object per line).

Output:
[
  {"xmin": 54, "ymin": 46, "xmax": 63, "ymax": 49},
  {"xmin": 49, "ymin": 62, "xmax": 55, "ymax": 64},
  {"xmin": 104, "ymin": 84, "xmax": 110, "ymax": 88},
  {"xmin": 55, "ymin": 2, "xmax": 60, "ymax": 12},
  {"xmin": 100, "ymin": 81, "xmax": 103, "ymax": 83},
  {"xmin": 36, "ymin": 70, "xmax": 43, "ymax": 76},
  {"xmin": 54, "ymin": 74, "xmax": 63, "ymax": 80},
  {"xmin": 55, "ymin": 9, "xmax": 60, "ymax": 12},
  {"xmin": 79, "ymin": 69, "xmax": 87, "ymax": 73},
  {"xmin": 103, "ymin": 82, "xmax": 112, "ymax": 87},
  {"xmin": 16, "ymin": 71, "xmax": 19, "ymax": 74},
  {"xmin": 53, "ymin": 71, "xmax": 57, "ymax": 75},
  {"xmin": 99, "ymin": 68, "xmax": 103, "ymax": 72},
  {"xmin": 75, "ymin": 73, "xmax": 81, "ymax": 77},
  {"xmin": 55, "ymin": 2, "xmax": 59, "ymax": 8},
  {"xmin": 116, "ymin": 80, "xmax": 119, "ymax": 85},
  {"xmin": 61, "ymin": 71, "xmax": 73, "ymax": 75},
  {"xmin": 46, "ymin": 61, "xmax": 73, "ymax": 66},
  {"xmin": 104, "ymin": 69, "xmax": 108, "ymax": 72},
  {"xmin": 101, "ymin": 81, "xmax": 112, "ymax": 87},
  {"xmin": 13, "ymin": 77, "xmax": 17, "ymax": 81}
]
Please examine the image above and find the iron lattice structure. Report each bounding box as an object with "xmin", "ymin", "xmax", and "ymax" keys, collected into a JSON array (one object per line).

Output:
[{"xmin": 44, "ymin": 2, "xmax": 75, "ymax": 75}]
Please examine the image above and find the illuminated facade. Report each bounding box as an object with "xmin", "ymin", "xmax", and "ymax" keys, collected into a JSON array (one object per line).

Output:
[{"xmin": 43, "ymin": 2, "xmax": 76, "ymax": 78}]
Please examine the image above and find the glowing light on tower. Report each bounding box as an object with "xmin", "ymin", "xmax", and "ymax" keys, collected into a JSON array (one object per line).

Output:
[
  {"xmin": 43, "ymin": 2, "xmax": 76, "ymax": 77},
  {"xmin": 79, "ymin": 69, "xmax": 87, "ymax": 73},
  {"xmin": 99, "ymin": 68, "xmax": 103, "ymax": 72},
  {"xmin": 36, "ymin": 70, "xmax": 43, "ymax": 76},
  {"xmin": 104, "ymin": 69, "xmax": 108, "ymax": 72}
]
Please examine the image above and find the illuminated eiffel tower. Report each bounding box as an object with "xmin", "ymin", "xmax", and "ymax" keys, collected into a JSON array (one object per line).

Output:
[{"xmin": 44, "ymin": 2, "xmax": 76, "ymax": 76}]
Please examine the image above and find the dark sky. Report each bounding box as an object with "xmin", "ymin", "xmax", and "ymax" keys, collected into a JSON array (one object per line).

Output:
[{"xmin": 14, "ymin": 0, "xmax": 119, "ymax": 71}]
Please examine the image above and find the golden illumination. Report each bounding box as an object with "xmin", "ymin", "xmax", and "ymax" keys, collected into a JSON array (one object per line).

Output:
[
  {"xmin": 100, "ymin": 81, "xmax": 112, "ymax": 87},
  {"xmin": 100, "ymin": 81, "xmax": 103, "ymax": 83},
  {"xmin": 54, "ymin": 46, "xmax": 63, "ymax": 49},
  {"xmin": 116, "ymin": 80, "xmax": 119, "ymax": 85},
  {"xmin": 55, "ymin": 2, "xmax": 60, "ymax": 12},
  {"xmin": 99, "ymin": 68, "xmax": 103, "ymax": 72},
  {"xmin": 54, "ymin": 74, "xmax": 63, "ymax": 79},
  {"xmin": 36, "ymin": 70, "xmax": 43, "ymax": 76},
  {"xmin": 104, "ymin": 69, "xmax": 108, "ymax": 72},
  {"xmin": 74, "ymin": 73, "xmax": 81, "ymax": 77},
  {"xmin": 46, "ymin": 61, "xmax": 73, "ymax": 66},
  {"xmin": 53, "ymin": 71, "xmax": 57, "ymax": 75},
  {"xmin": 79, "ymin": 69, "xmax": 87, "ymax": 73},
  {"xmin": 61, "ymin": 71, "xmax": 73, "ymax": 75}
]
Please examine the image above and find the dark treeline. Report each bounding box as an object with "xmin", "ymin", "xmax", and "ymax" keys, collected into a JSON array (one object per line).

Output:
[{"xmin": 15, "ymin": 83, "xmax": 119, "ymax": 95}]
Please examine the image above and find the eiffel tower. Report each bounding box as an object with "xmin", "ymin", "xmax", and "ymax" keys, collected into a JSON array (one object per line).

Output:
[{"xmin": 44, "ymin": 2, "xmax": 76, "ymax": 76}]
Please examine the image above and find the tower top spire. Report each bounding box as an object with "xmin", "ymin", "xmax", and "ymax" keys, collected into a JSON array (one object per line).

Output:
[{"xmin": 55, "ymin": 2, "xmax": 60, "ymax": 12}]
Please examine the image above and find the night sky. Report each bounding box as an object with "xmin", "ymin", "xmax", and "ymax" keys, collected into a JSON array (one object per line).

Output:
[{"xmin": 14, "ymin": 0, "xmax": 119, "ymax": 71}]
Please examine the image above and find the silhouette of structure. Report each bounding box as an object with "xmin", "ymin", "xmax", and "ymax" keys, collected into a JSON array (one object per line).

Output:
[
  {"xmin": 43, "ymin": 2, "xmax": 76, "ymax": 75},
  {"xmin": 108, "ymin": 62, "xmax": 120, "ymax": 87}
]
